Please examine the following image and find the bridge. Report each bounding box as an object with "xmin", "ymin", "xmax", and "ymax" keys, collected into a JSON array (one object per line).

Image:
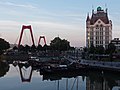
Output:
[{"xmin": 18, "ymin": 25, "xmax": 47, "ymax": 47}]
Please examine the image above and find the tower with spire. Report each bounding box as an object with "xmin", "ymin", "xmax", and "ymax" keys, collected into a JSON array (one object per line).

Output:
[{"xmin": 86, "ymin": 6, "xmax": 112, "ymax": 48}]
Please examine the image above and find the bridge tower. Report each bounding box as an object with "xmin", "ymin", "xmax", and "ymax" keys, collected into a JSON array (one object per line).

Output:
[
  {"xmin": 38, "ymin": 36, "xmax": 46, "ymax": 46},
  {"xmin": 18, "ymin": 25, "xmax": 35, "ymax": 47}
]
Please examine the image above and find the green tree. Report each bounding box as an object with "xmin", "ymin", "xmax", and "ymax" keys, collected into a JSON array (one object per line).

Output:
[
  {"xmin": 83, "ymin": 47, "xmax": 88, "ymax": 53},
  {"xmin": 13, "ymin": 46, "xmax": 18, "ymax": 50},
  {"xmin": 0, "ymin": 61, "xmax": 9, "ymax": 77},
  {"xmin": 18, "ymin": 45, "xmax": 25, "ymax": 51},
  {"xmin": 37, "ymin": 44, "xmax": 43, "ymax": 51},
  {"xmin": 0, "ymin": 38, "xmax": 10, "ymax": 54},
  {"xmin": 89, "ymin": 44, "xmax": 95, "ymax": 54},
  {"xmin": 60, "ymin": 39, "xmax": 70, "ymax": 51},
  {"xmin": 50, "ymin": 37, "xmax": 70, "ymax": 51},
  {"xmin": 96, "ymin": 46, "xmax": 105, "ymax": 54},
  {"xmin": 24, "ymin": 45, "xmax": 30, "ymax": 52},
  {"xmin": 30, "ymin": 44, "xmax": 36, "ymax": 52},
  {"xmin": 107, "ymin": 43, "xmax": 116, "ymax": 54},
  {"xmin": 43, "ymin": 44, "xmax": 50, "ymax": 51},
  {"xmin": 106, "ymin": 43, "xmax": 116, "ymax": 61}
]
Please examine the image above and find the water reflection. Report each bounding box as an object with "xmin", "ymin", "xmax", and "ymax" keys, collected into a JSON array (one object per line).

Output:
[
  {"xmin": 0, "ymin": 61, "xmax": 9, "ymax": 77},
  {"xmin": 0, "ymin": 60, "xmax": 120, "ymax": 90},
  {"xmin": 18, "ymin": 64, "xmax": 33, "ymax": 82}
]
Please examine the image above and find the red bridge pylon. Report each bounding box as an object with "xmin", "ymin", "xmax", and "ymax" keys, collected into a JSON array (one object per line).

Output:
[
  {"xmin": 38, "ymin": 36, "xmax": 46, "ymax": 46},
  {"xmin": 18, "ymin": 25, "xmax": 35, "ymax": 47}
]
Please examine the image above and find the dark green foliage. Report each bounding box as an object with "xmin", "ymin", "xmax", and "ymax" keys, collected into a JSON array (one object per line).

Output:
[
  {"xmin": 96, "ymin": 46, "xmax": 105, "ymax": 54},
  {"xmin": 13, "ymin": 46, "xmax": 18, "ymax": 50},
  {"xmin": 83, "ymin": 47, "xmax": 88, "ymax": 52},
  {"xmin": 31, "ymin": 44, "xmax": 36, "ymax": 52},
  {"xmin": 43, "ymin": 44, "xmax": 50, "ymax": 51},
  {"xmin": 24, "ymin": 45, "xmax": 30, "ymax": 52},
  {"xmin": 106, "ymin": 43, "xmax": 116, "ymax": 54},
  {"xmin": 106, "ymin": 43, "xmax": 116, "ymax": 61},
  {"xmin": 17, "ymin": 37, "xmax": 71, "ymax": 52},
  {"xmin": 50, "ymin": 37, "xmax": 70, "ymax": 51},
  {"xmin": 18, "ymin": 45, "xmax": 25, "ymax": 51},
  {"xmin": 89, "ymin": 44, "xmax": 95, "ymax": 54},
  {"xmin": 0, "ymin": 62, "xmax": 9, "ymax": 77},
  {"xmin": 0, "ymin": 38, "xmax": 10, "ymax": 54},
  {"xmin": 37, "ymin": 44, "xmax": 43, "ymax": 51}
]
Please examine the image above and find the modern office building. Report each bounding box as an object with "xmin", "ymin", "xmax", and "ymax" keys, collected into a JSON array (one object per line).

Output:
[{"xmin": 86, "ymin": 6, "xmax": 112, "ymax": 48}]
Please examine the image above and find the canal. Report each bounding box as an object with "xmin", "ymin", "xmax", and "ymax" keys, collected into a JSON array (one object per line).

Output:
[{"xmin": 0, "ymin": 61, "xmax": 120, "ymax": 90}]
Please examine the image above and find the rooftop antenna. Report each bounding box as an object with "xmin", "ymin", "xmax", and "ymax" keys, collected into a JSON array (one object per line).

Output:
[
  {"xmin": 92, "ymin": 5, "xmax": 94, "ymax": 14},
  {"xmin": 105, "ymin": 4, "xmax": 108, "ymax": 13}
]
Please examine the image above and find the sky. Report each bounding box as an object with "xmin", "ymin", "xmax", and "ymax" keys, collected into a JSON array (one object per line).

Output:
[{"xmin": 0, "ymin": 0, "xmax": 120, "ymax": 47}]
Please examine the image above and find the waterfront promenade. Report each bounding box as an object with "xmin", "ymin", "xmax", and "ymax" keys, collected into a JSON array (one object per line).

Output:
[
  {"xmin": 65, "ymin": 55, "xmax": 120, "ymax": 71},
  {"xmin": 80, "ymin": 59, "xmax": 120, "ymax": 70}
]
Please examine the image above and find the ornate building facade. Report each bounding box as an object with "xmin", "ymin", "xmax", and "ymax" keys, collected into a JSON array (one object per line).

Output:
[{"xmin": 86, "ymin": 7, "xmax": 112, "ymax": 48}]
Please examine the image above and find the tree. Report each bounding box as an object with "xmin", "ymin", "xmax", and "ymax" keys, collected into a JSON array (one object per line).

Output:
[
  {"xmin": 43, "ymin": 44, "xmax": 50, "ymax": 51},
  {"xmin": 18, "ymin": 45, "xmax": 25, "ymax": 51},
  {"xmin": 24, "ymin": 45, "xmax": 30, "ymax": 52},
  {"xmin": 96, "ymin": 46, "xmax": 105, "ymax": 54},
  {"xmin": 107, "ymin": 43, "xmax": 116, "ymax": 54},
  {"xmin": 0, "ymin": 61, "xmax": 9, "ymax": 77},
  {"xmin": 37, "ymin": 44, "xmax": 43, "ymax": 51},
  {"xmin": 106, "ymin": 43, "xmax": 116, "ymax": 61},
  {"xmin": 89, "ymin": 44, "xmax": 95, "ymax": 54},
  {"xmin": 30, "ymin": 44, "xmax": 36, "ymax": 52},
  {"xmin": 0, "ymin": 38, "xmax": 10, "ymax": 54},
  {"xmin": 50, "ymin": 37, "xmax": 70, "ymax": 51},
  {"xmin": 60, "ymin": 39, "xmax": 70, "ymax": 51},
  {"xmin": 13, "ymin": 46, "xmax": 18, "ymax": 50},
  {"xmin": 50, "ymin": 37, "xmax": 61, "ymax": 51}
]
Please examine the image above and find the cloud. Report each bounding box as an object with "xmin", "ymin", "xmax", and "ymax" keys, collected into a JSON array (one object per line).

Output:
[
  {"xmin": 29, "ymin": 21, "xmax": 80, "ymax": 31},
  {"xmin": 0, "ymin": 1, "xmax": 37, "ymax": 9},
  {"xmin": 0, "ymin": 20, "xmax": 22, "ymax": 30}
]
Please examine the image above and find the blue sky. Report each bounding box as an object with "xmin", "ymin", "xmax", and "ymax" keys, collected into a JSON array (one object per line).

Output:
[{"xmin": 0, "ymin": 0, "xmax": 120, "ymax": 47}]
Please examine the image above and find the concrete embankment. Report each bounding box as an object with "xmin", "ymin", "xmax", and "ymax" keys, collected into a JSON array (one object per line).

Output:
[{"xmin": 80, "ymin": 59, "xmax": 120, "ymax": 72}]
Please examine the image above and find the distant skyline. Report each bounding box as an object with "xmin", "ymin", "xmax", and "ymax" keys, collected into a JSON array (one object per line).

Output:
[{"xmin": 0, "ymin": 0, "xmax": 120, "ymax": 47}]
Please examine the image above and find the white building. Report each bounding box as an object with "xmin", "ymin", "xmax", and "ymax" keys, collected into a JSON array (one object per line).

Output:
[
  {"xmin": 86, "ymin": 6, "xmax": 112, "ymax": 48},
  {"xmin": 111, "ymin": 38, "xmax": 120, "ymax": 50}
]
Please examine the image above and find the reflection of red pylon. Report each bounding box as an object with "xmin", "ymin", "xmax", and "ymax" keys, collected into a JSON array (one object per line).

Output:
[
  {"xmin": 18, "ymin": 65, "xmax": 33, "ymax": 82},
  {"xmin": 38, "ymin": 36, "xmax": 46, "ymax": 46},
  {"xmin": 18, "ymin": 25, "xmax": 35, "ymax": 47}
]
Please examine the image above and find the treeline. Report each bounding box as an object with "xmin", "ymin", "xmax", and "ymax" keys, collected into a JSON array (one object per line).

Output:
[
  {"xmin": 83, "ymin": 43, "xmax": 116, "ymax": 55},
  {"xmin": 13, "ymin": 37, "xmax": 74, "ymax": 52},
  {"xmin": 0, "ymin": 38, "xmax": 10, "ymax": 55},
  {"xmin": 82, "ymin": 43, "xmax": 116, "ymax": 60}
]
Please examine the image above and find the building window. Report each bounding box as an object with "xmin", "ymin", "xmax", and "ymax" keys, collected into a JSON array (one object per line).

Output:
[
  {"xmin": 100, "ymin": 41, "xmax": 103, "ymax": 44},
  {"xmin": 105, "ymin": 26, "xmax": 109, "ymax": 30},
  {"xmin": 98, "ymin": 21, "xmax": 101, "ymax": 23},
  {"xmin": 100, "ymin": 24, "xmax": 103, "ymax": 27},
  {"xmin": 96, "ymin": 25, "xmax": 99, "ymax": 29}
]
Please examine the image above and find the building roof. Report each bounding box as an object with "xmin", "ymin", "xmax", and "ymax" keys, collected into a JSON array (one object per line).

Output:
[
  {"xmin": 86, "ymin": 13, "xmax": 90, "ymax": 22},
  {"xmin": 87, "ymin": 7, "xmax": 110, "ymax": 25}
]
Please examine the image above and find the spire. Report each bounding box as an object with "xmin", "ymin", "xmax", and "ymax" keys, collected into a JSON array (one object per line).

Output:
[
  {"xmin": 86, "ymin": 13, "xmax": 90, "ymax": 21},
  {"xmin": 92, "ymin": 9, "xmax": 94, "ymax": 14},
  {"xmin": 105, "ymin": 3, "xmax": 107, "ymax": 13},
  {"xmin": 106, "ymin": 8, "xmax": 108, "ymax": 13},
  {"xmin": 92, "ymin": 5, "xmax": 94, "ymax": 14}
]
